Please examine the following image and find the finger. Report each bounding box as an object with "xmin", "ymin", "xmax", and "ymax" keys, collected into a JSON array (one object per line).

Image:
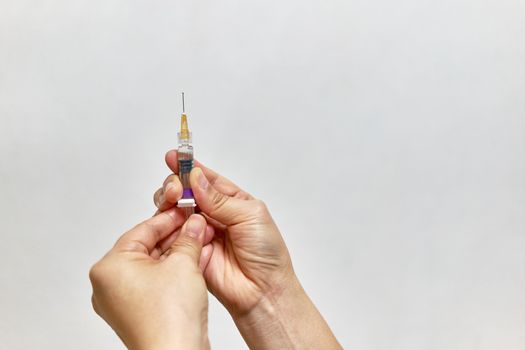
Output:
[
  {"xmin": 204, "ymin": 224, "xmax": 215, "ymax": 245},
  {"xmin": 151, "ymin": 223, "xmax": 215, "ymax": 260},
  {"xmin": 202, "ymin": 236, "xmax": 225, "ymax": 295},
  {"xmin": 199, "ymin": 212, "xmax": 227, "ymax": 232},
  {"xmin": 190, "ymin": 167, "xmax": 256, "ymax": 226},
  {"xmin": 165, "ymin": 214, "xmax": 207, "ymax": 264},
  {"xmin": 165, "ymin": 150, "xmax": 179, "ymax": 174},
  {"xmin": 199, "ymin": 244, "xmax": 214, "ymax": 272},
  {"xmin": 202, "ymin": 165, "xmax": 253, "ymax": 200},
  {"xmin": 151, "ymin": 228, "xmax": 181, "ymax": 260},
  {"xmin": 153, "ymin": 187, "xmax": 163, "ymax": 208},
  {"xmin": 153, "ymin": 175, "xmax": 182, "ymax": 209},
  {"xmin": 114, "ymin": 208, "xmax": 184, "ymax": 254},
  {"xmin": 165, "ymin": 149, "xmax": 252, "ymax": 200},
  {"xmin": 154, "ymin": 174, "xmax": 183, "ymax": 211}
]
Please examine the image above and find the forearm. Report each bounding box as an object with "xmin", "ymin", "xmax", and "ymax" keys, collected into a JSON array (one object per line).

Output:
[{"xmin": 233, "ymin": 277, "xmax": 342, "ymax": 350}]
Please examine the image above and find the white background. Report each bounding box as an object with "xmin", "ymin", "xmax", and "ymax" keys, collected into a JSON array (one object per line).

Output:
[{"xmin": 1, "ymin": 0, "xmax": 524, "ymax": 349}]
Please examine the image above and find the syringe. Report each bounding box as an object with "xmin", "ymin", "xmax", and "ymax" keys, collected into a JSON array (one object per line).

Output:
[{"xmin": 176, "ymin": 92, "xmax": 196, "ymax": 218}]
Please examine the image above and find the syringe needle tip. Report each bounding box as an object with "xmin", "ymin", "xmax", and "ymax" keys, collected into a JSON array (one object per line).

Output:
[{"xmin": 182, "ymin": 92, "xmax": 185, "ymax": 113}]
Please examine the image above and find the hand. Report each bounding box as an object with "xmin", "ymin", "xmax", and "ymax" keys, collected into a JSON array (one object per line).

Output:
[
  {"xmin": 155, "ymin": 151, "xmax": 342, "ymax": 349},
  {"xmin": 89, "ymin": 210, "xmax": 213, "ymax": 350},
  {"xmin": 155, "ymin": 151, "xmax": 294, "ymax": 316}
]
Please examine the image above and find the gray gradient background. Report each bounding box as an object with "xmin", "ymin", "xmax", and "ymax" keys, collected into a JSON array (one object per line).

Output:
[{"xmin": 1, "ymin": 0, "xmax": 524, "ymax": 349}]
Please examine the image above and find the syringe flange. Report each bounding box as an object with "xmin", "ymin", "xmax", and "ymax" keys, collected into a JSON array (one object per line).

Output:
[{"xmin": 177, "ymin": 198, "xmax": 196, "ymax": 208}]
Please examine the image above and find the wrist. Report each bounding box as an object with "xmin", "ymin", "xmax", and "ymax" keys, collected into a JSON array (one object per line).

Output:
[
  {"xmin": 131, "ymin": 320, "xmax": 209, "ymax": 350},
  {"xmin": 135, "ymin": 334, "xmax": 209, "ymax": 350},
  {"xmin": 163, "ymin": 328, "xmax": 209, "ymax": 350},
  {"xmin": 232, "ymin": 275, "xmax": 308, "ymax": 349},
  {"xmin": 232, "ymin": 275, "xmax": 342, "ymax": 350}
]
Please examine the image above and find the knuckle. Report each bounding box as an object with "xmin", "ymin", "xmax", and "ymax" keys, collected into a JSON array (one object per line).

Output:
[
  {"xmin": 88, "ymin": 262, "xmax": 106, "ymax": 285},
  {"xmin": 247, "ymin": 199, "xmax": 272, "ymax": 224},
  {"xmin": 163, "ymin": 174, "xmax": 176, "ymax": 187},
  {"xmin": 237, "ymin": 190, "xmax": 252, "ymax": 200},
  {"xmin": 132, "ymin": 221, "xmax": 145, "ymax": 232},
  {"xmin": 211, "ymin": 191, "xmax": 229, "ymax": 211},
  {"xmin": 252, "ymin": 199, "xmax": 269, "ymax": 217},
  {"xmin": 172, "ymin": 238, "xmax": 196, "ymax": 251},
  {"xmin": 121, "ymin": 240, "xmax": 148, "ymax": 254},
  {"xmin": 153, "ymin": 188, "xmax": 162, "ymax": 207},
  {"xmin": 137, "ymin": 220, "xmax": 158, "ymax": 236},
  {"xmin": 89, "ymin": 256, "xmax": 121, "ymax": 287},
  {"xmin": 171, "ymin": 239, "xmax": 198, "ymax": 257},
  {"xmin": 165, "ymin": 183, "xmax": 182, "ymax": 202},
  {"xmin": 142, "ymin": 220, "xmax": 155, "ymax": 232},
  {"xmin": 91, "ymin": 295, "xmax": 100, "ymax": 315}
]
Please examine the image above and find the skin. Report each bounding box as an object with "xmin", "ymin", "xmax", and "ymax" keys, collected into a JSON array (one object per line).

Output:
[
  {"xmin": 153, "ymin": 150, "xmax": 343, "ymax": 349},
  {"xmin": 90, "ymin": 149, "xmax": 342, "ymax": 349},
  {"xmin": 89, "ymin": 211, "xmax": 213, "ymax": 350}
]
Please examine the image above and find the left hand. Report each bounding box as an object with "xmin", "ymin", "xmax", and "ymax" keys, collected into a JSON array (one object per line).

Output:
[{"xmin": 89, "ymin": 210, "xmax": 213, "ymax": 350}]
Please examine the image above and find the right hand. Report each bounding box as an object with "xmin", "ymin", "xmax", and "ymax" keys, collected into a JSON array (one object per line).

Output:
[
  {"xmin": 155, "ymin": 150, "xmax": 342, "ymax": 349},
  {"xmin": 155, "ymin": 150, "xmax": 297, "ymax": 316}
]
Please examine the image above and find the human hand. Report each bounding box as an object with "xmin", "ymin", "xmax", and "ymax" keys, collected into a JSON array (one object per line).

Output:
[
  {"xmin": 155, "ymin": 150, "xmax": 295, "ymax": 316},
  {"xmin": 155, "ymin": 151, "xmax": 342, "ymax": 349},
  {"xmin": 89, "ymin": 210, "xmax": 213, "ymax": 350}
]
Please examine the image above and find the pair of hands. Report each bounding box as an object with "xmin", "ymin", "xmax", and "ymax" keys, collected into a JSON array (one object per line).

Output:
[{"xmin": 89, "ymin": 150, "xmax": 341, "ymax": 349}]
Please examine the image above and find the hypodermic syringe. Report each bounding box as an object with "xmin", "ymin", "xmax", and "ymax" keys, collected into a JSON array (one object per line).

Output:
[{"xmin": 176, "ymin": 92, "xmax": 196, "ymax": 218}]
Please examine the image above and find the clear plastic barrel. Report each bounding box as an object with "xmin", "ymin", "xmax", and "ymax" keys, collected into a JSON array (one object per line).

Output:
[{"xmin": 177, "ymin": 141, "xmax": 195, "ymax": 218}]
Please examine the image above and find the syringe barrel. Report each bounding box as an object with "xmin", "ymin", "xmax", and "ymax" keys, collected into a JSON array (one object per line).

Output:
[{"xmin": 176, "ymin": 142, "xmax": 196, "ymax": 216}]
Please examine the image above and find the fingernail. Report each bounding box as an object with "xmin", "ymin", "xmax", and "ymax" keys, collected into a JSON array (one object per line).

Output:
[
  {"xmin": 159, "ymin": 193, "xmax": 165, "ymax": 204},
  {"xmin": 186, "ymin": 215, "xmax": 203, "ymax": 238},
  {"xmin": 165, "ymin": 181, "xmax": 174, "ymax": 192},
  {"xmin": 198, "ymin": 169, "xmax": 208, "ymax": 190}
]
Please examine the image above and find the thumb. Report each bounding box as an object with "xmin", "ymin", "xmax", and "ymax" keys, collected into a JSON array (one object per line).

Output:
[
  {"xmin": 190, "ymin": 167, "xmax": 250, "ymax": 226},
  {"xmin": 167, "ymin": 214, "xmax": 206, "ymax": 263}
]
